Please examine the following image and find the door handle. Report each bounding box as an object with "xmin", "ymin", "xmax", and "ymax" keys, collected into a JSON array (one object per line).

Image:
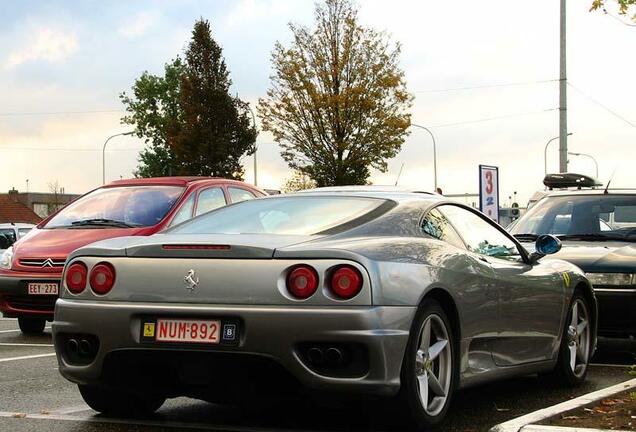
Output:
[{"xmin": 478, "ymin": 256, "xmax": 489, "ymax": 263}]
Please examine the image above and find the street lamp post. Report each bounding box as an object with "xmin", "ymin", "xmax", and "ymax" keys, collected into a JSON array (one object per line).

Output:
[
  {"xmin": 568, "ymin": 152, "xmax": 599, "ymax": 179},
  {"xmin": 103, "ymin": 131, "xmax": 134, "ymax": 184},
  {"xmin": 544, "ymin": 132, "xmax": 573, "ymax": 175},
  {"xmin": 246, "ymin": 105, "xmax": 258, "ymax": 187},
  {"xmin": 410, "ymin": 123, "xmax": 437, "ymax": 191}
]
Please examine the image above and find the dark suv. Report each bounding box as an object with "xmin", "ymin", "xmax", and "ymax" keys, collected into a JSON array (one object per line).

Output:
[{"xmin": 509, "ymin": 174, "xmax": 636, "ymax": 338}]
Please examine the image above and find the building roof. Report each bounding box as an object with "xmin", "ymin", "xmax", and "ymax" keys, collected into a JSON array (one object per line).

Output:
[{"xmin": 0, "ymin": 195, "xmax": 42, "ymax": 224}]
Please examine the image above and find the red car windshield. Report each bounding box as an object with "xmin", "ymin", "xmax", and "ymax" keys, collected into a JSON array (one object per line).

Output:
[{"xmin": 45, "ymin": 186, "xmax": 184, "ymax": 228}]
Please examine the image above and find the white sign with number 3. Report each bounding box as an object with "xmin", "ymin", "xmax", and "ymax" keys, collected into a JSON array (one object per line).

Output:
[{"xmin": 479, "ymin": 165, "xmax": 499, "ymax": 223}]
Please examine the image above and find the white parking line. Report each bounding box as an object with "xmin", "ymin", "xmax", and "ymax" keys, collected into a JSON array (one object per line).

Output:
[
  {"xmin": 0, "ymin": 409, "xmax": 319, "ymax": 432},
  {"xmin": 48, "ymin": 404, "xmax": 91, "ymax": 415},
  {"xmin": 0, "ymin": 327, "xmax": 51, "ymax": 334},
  {"xmin": 0, "ymin": 353, "xmax": 56, "ymax": 363},
  {"xmin": 0, "ymin": 343, "xmax": 54, "ymax": 347}
]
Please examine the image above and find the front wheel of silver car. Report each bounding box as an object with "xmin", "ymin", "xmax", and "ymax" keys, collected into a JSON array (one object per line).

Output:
[
  {"xmin": 553, "ymin": 291, "xmax": 592, "ymax": 386},
  {"xmin": 78, "ymin": 385, "xmax": 165, "ymax": 417},
  {"xmin": 400, "ymin": 299, "xmax": 456, "ymax": 429}
]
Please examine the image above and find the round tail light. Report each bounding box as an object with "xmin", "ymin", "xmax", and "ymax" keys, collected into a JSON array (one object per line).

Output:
[
  {"xmin": 286, "ymin": 265, "xmax": 318, "ymax": 299},
  {"xmin": 329, "ymin": 265, "xmax": 363, "ymax": 299},
  {"xmin": 89, "ymin": 262, "xmax": 116, "ymax": 295},
  {"xmin": 65, "ymin": 262, "xmax": 87, "ymax": 294}
]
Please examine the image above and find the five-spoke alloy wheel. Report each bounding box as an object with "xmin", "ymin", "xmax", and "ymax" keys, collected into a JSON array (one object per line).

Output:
[
  {"xmin": 401, "ymin": 299, "xmax": 456, "ymax": 428},
  {"xmin": 554, "ymin": 291, "xmax": 592, "ymax": 385}
]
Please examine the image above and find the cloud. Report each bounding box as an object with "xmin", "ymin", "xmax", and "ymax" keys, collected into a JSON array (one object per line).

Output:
[
  {"xmin": 118, "ymin": 11, "xmax": 158, "ymax": 39},
  {"xmin": 6, "ymin": 28, "xmax": 78, "ymax": 68}
]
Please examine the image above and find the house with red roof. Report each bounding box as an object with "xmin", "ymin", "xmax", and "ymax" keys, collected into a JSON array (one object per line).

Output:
[{"xmin": 0, "ymin": 191, "xmax": 42, "ymax": 224}]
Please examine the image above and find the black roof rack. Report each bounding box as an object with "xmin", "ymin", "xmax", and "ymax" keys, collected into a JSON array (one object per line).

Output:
[{"xmin": 543, "ymin": 173, "xmax": 602, "ymax": 190}]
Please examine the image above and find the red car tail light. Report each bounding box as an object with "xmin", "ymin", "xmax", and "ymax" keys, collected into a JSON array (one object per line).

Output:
[
  {"xmin": 329, "ymin": 265, "xmax": 363, "ymax": 299},
  {"xmin": 89, "ymin": 262, "xmax": 116, "ymax": 295},
  {"xmin": 65, "ymin": 262, "xmax": 88, "ymax": 294},
  {"xmin": 286, "ymin": 265, "xmax": 319, "ymax": 299}
]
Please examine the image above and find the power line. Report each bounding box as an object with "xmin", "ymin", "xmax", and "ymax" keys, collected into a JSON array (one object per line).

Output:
[
  {"xmin": 426, "ymin": 108, "xmax": 557, "ymax": 128},
  {"xmin": 567, "ymin": 82, "xmax": 636, "ymax": 128},
  {"xmin": 0, "ymin": 147, "xmax": 143, "ymax": 152},
  {"xmin": 0, "ymin": 109, "xmax": 123, "ymax": 117},
  {"xmin": 414, "ymin": 79, "xmax": 558, "ymax": 93}
]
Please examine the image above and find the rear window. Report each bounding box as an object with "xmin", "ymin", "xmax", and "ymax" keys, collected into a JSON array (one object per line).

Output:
[
  {"xmin": 170, "ymin": 196, "xmax": 387, "ymax": 235},
  {"xmin": 45, "ymin": 186, "xmax": 184, "ymax": 228}
]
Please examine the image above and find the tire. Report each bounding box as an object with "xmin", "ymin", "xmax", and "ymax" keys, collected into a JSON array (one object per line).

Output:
[
  {"xmin": 553, "ymin": 291, "xmax": 592, "ymax": 386},
  {"xmin": 400, "ymin": 299, "xmax": 456, "ymax": 429},
  {"xmin": 18, "ymin": 317, "xmax": 46, "ymax": 335},
  {"xmin": 78, "ymin": 385, "xmax": 165, "ymax": 417}
]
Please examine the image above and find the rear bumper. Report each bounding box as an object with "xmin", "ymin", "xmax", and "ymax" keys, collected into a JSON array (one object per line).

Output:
[
  {"xmin": 0, "ymin": 272, "xmax": 59, "ymax": 319},
  {"xmin": 53, "ymin": 299, "xmax": 415, "ymax": 397},
  {"xmin": 594, "ymin": 288, "xmax": 636, "ymax": 338}
]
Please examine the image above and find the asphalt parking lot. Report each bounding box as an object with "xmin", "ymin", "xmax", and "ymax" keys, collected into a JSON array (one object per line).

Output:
[{"xmin": 0, "ymin": 317, "xmax": 633, "ymax": 432}]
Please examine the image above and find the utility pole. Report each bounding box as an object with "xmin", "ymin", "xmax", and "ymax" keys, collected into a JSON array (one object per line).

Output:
[{"xmin": 559, "ymin": 0, "xmax": 568, "ymax": 173}]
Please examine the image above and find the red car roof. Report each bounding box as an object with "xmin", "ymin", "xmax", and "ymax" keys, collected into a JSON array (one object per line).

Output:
[{"xmin": 104, "ymin": 177, "xmax": 253, "ymax": 188}]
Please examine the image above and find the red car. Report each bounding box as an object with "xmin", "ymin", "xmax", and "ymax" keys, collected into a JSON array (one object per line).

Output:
[{"xmin": 0, "ymin": 177, "xmax": 265, "ymax": 334}]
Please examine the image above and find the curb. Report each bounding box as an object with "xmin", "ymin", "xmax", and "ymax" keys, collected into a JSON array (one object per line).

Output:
[{"xmin": 490, "ymin": 377, "xmax": 636, "ymax": 432}]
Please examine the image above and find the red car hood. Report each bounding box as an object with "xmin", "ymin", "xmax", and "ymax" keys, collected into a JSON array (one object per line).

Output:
[{"xmin": 11, "ymin": 227, "xmax": 151, "ymax": 272}]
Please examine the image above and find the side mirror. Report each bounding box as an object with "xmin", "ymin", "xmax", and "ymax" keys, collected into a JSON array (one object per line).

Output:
[{"xmin": 529, "ymin": 234, "xmax": 562, "ymax": 264}]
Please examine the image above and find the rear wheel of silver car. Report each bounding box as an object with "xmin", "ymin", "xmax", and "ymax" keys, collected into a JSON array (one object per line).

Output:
[
  {"xmin": 18, "ymin": 317, "xmax": 45, "ymax": 335},
  {"xmin": 78, "ymin": 385, "xmax": 165, "ymax": 417},
  {"xmin": 400, "ymin": 299, "xmax": 456, "ymax": 429},
  {"xmin": 554, "ymin": 292, "xmax": 592, "ymax": 386}
]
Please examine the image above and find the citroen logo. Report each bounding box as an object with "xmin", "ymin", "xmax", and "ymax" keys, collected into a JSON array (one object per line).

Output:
[
  {"xmin": 41, "ymin": 258, "xmax": 55, "ymax": 268},
  {"xmin": 184, "ymin": 269, "xmax": 199, "ymax": 292}
]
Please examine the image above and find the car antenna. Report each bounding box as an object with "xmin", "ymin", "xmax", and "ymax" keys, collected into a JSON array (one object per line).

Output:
[{"xmin": 603, "ymin": 168, "xmax": 617, "ymax": 195}]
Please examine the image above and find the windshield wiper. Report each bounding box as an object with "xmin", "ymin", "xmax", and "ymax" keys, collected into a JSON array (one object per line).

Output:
[
  {"xmin": 70, "ymin": 218, "xmax": 139, "ymax": 228},
  {"xmin": 512, "ymin": 233, "xmax": 538, "ymax": 241}
]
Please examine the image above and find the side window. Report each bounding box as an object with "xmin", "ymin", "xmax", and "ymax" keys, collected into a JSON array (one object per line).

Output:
[
  {"xmin": 439, "ymin": 205, "xmax": 521, "ymax": 259},
  {"xmin": 421, "ymin": 208, "xmax": 465, "ymax": 249},
  {"xmin": 195, "ymin": 187, "xmax": 227, "ymax": 216},
  {"xmin": 169, "ymin": 193, "xmax": 196, "ymax": 227},
  {"xmin": 229, "ymin": 187, "xmax": 256, "ymax": 204}
]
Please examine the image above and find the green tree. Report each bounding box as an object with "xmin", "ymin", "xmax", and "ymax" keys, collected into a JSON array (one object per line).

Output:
[
  {"xmin": 171, "ymin": 20, "xmax": 256, "ymax": 179},
  {"xmin": 590, "ymin": 0, "xmax": 636, "ymax": 21},
  {"xmin": 282, "ymin": 171, "xmax": 317, "ymax": 192},
  {"xmin": 120, "ymin": 58, "xmax": 184, "ymax": 177},
  {"xmin": 258, "ymin": 0, "xmax": 413, "ymax": 187},
  {"xmin": 121, "ymin": 20, "xmax": 256, "ymax": 179}
]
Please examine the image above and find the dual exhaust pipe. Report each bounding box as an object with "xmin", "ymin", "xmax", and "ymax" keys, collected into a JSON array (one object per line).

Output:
[
  {"xmin": 307, "ymin": 346, "xmax": 345, "ymax": 366},
  {"xmin": 66, "ymin": 337, "xmax": 95, "ymax": 357}
]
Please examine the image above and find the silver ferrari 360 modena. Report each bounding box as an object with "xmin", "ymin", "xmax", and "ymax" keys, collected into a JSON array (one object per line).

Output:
[{"xmin": 53, "ymin": 188, "xmax": 596, "ymax": 428}]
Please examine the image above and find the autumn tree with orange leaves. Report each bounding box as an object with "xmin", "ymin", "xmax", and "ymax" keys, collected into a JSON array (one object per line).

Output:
[{"xmin": 258, "ymin": 0, "xmax": 413, "ymax": 186}]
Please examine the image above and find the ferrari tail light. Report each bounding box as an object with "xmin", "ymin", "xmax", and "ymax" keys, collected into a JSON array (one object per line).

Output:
[
  {"xmin": 89, "ymin": 262, "xmax": 116, "ymax": 295},
  {"xmin": 65, "ymin": 262, "xmax": 88, "ymax": 294},
  {"xmin": 286, "ymin": 265, "xmax": 319, "ymax": 299},
  {"xmin": 329, "ymin": 265, "xmax": 363, "ymax": 299}
]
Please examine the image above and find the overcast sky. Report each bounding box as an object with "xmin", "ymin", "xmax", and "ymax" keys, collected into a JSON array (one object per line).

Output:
[{"xmin": 1, "ymin": 0, "xmax": 634, "ymax": 205}]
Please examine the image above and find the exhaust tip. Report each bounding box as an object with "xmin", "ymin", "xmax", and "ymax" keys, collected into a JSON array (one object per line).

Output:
[
  {"xmin": 66, "ymin": 338, "xmax": 79, "ymax": 354},
  {"xmin": 325, "ymin": 347, "xmax": 343, "ymax": 365},
  {"xmin": 78, "ymin": 339, "xmax": 92, "ymax": 356},
  {"xmin": 307, "ymin": 347, "xmax": 324, "ymax": 364}
]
